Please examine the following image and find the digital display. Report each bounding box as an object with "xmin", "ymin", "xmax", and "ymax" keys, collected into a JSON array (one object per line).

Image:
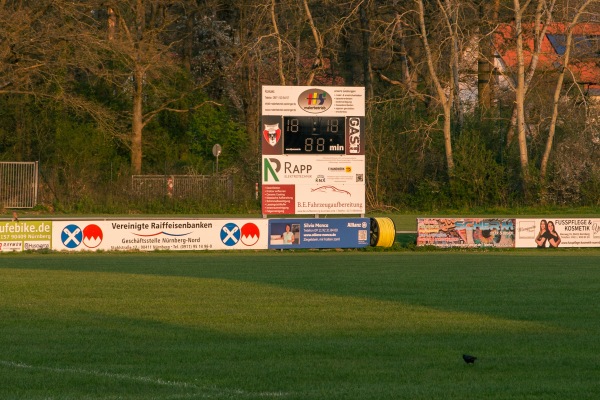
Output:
[{"xmin": 283, "ymin": 117, "xmax": 346, "ymax": 154}]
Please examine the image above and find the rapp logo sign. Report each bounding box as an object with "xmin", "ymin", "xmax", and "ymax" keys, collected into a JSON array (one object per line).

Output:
[{"xmin": 263, "ymin": 158, "xmax": 281, "ymax": 182}]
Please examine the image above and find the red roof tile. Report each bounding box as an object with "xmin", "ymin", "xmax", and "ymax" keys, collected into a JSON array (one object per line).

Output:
[{"xmin": 494, "ymin": 23, "xmax": 600, "ymax": 86}]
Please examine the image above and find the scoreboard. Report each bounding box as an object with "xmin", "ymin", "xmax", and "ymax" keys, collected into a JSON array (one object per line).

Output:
[
  {"xmin": 261, "ymin": 86, "xmax": 365, "ymax": 215},
  {"xmin": 282, "ymin": 116, "xmax": 346, "ymax": 154}
]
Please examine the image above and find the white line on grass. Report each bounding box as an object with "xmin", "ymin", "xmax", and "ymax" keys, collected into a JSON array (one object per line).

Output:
[{"xmin": 0, "ymin": 360, "xmax": 290, "ymax": 398}]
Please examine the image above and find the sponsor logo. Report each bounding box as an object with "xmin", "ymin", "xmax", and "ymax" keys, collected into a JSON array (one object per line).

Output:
[
  {"xmin": 346, "ymin": 221, "xmax": 368, "ymax": 229},
  {"xmin": 0, "ymin": 242, "xmax": 22, "ymax": 252},
  {"xmin": 240, "ymin": 223, "xmax": 260, "ymax": 246},
  {"xmin": 83, "ymin": 224, "xmax": 103, "ymax": 248},
  {"xmin": 264, "ymin": 158, "xmax": 314, "ymax": 181},
  {"xmin": 133, "ymin": 231, "xmax": 191, "ymax": 237},
  {"xmin": 284, "ymin": 162, "xmax": 312, "ymax": 174},
  {"xmin": 298, "ymin": 89, "xmax": 332, "ymax": 114},
  {"xmin": 263, "ymin": 123, "xmax": 281, "ymax": 147},
  {"xmin": 593, "ymin": 222, "xmax": 600, "ymax": 238},
  {"xmin": 311, "ymin": 185, "xmax": 351, "ymax": 196},
  {"xmin": 263, "ymin": 158, "xmax": 281, "ymax": 182},
  {"xmin": 24, "ymin": 242, "xmax": 50, "ymax": 251},
  {"xmin": 61, "ymin": 224, "xmax": 104, "ymax": 249},
  {"xmin": 221, "ymin": 223, "xmax": 241, "ymax": 246},
  {"xmin": 61, "ymin": 224, "xmax": 83, "ymax": 249}
]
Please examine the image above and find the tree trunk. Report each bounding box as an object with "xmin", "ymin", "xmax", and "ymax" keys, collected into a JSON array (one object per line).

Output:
[
  {"xmin": 513, "ymin": 0, "xmax": 529, "ymax": 181},
  {"xmin": 477, "ymin": 1, "xmax": 497, "ymax": 110},
  {"xmin": 360, "ymin": 3, "xmax": 373, "ymax": 100},
  {"xmin": 271, "ymin": 0, "xmax": 285, "ymax": 85},
  {"xmin": 131, "ymin": 66, "xmax": 144, "ymax": 175},
  {"xmin": 541, "ymin": 0, "xmax": 594, "ymax": 180},
  {"xmin": 417, "ymin": 0, "xmax": 455, "ymax": 174},
  {"xmin": 107, "ymin": 7, "xmax": 116, "ymax": 41},
  {"xmin": 302, "ymin": 0, "xmax": 323, "ymax": 86},
  {"xmin": 506, "ymin": 0, "xmax": 556, "ymax": 150},
  {"xmin": 395, "ymin": 14, "xmax": 412, "ymax": 89},
  {"xmin": 131, "ymin": 0, "xmax": 145, "ymax": 175},
  {"xmin": 182, "ymin": 8, "xmax": 194, "ymax": 72}
]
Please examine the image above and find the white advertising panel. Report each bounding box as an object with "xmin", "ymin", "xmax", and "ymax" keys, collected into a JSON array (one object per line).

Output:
[
  {"xmin": 515, "ymin": 218, "xmax": 600, "ymax": 248},
  {"xmin": 262, "ymin": 155, "xmax": 365, "ymax": 214},
  {"xmin": 262, "ymin": 155, "xmax": 365, "ymax": 184},
  {"xmin": 52, "ymin": 219, "xmax": 268, "ymax": 252},
  {"xmin": 262, "ymin": 86, "xmax": 365, "ymax": 116},
  {"xmin": 294, "ymin": 185, "xmax": 365, "ymax": 214}
]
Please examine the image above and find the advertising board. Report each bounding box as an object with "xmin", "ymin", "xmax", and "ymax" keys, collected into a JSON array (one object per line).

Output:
[
  {"xmin": 515, "ymin": 218, "xmax": 600, "ymax": 248},
  {"xmin": 268, "ymin": 218, "xmax": 370, "ymax": 249},
  {"xmin": 0, "ymin": 220, "xmax": 52, "ymax": 252},
  {"xmin": 416, "ymin": 218, "xmax": 515, "ymax": 248},
  {"xmin": 51, "ymin": 219, "xmax": 269, "ymax": 252},
  {"xmin": 261, "ymin": 85, "xmax": 365, "ymax": 215}
]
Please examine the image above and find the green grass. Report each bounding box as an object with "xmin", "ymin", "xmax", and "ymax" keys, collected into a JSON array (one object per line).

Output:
[{"xmin": 1, "ymin": 250, "xmax": 600, "ymax": 399}]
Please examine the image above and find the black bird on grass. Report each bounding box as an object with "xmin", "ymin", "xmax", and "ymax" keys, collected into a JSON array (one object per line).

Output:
[{"xmin": 463, "ymin": 354, "xmax": 477, "ymax": 364}]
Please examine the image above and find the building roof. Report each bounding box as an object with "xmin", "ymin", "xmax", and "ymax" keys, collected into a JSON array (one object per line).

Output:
[{"xmin": 494, "ymin": 23, "xmax": 600, "ymax": 92}]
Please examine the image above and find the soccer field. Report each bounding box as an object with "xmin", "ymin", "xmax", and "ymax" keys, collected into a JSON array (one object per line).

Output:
[{"xmin": 1, "ymin": 250, "xmax": 600, "ymax": 399}]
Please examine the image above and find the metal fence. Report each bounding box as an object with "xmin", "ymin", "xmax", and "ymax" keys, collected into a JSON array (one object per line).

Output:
[
  {"xmin": 0, "ymin": 161, "xmax": 39, "ymax": 208},
  {"xmin": 131, "ymin": 174, "xmax": 234, "ymax": 201}
]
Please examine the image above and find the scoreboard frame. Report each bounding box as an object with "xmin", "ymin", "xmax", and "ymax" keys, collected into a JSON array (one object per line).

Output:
[{"xmin": 261, "ymin": 86, "xmax": 365, "ymax": 215}]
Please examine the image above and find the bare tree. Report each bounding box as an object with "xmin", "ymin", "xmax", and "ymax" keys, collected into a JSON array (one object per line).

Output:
[
  {"xmin": 82, "ymin": 0, "xmax": 214, "ymax": 174},
  {"xmin": 0, "ymin": 1, "xmax": 120, "ymax": 143},
  {"xmin": 414, "ymin": 0, "xmax": 464, "ymax": 174},
  {"xmin": 477, "ymin": 0, "xmax": 500, "ymax": 110},
  {"xmin": 503, "ymin": 0, "xmax": 556, "ymax": 186},
  {"xmin": 541, "ymin": 0, "xmax": 596, "ymax": 179},
  {"xmin": 302, "ymin": 0, "xmax": 325, "ymax": 85}
]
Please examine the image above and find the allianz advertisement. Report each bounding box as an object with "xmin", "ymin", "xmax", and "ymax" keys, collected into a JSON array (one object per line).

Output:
[{"xmin": 268, "ymin": 218, "xmax": 370, "ymax": 249}]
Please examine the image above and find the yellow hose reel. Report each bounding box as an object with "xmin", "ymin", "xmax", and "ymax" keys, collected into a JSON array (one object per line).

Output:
[{"xmin": 370, "ymin": 217, "xmax": 396, "ymax": 247}]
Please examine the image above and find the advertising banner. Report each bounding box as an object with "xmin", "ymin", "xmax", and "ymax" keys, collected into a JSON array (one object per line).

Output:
[
  {"xmin": 262, "ymin": 86, "xmax": 365, "ymax": 117},
  {"xmin": 262, "ymin": 155, "xmax": 365, "ymax": 185},
  {"xmin": 0, "ymin": 220, "xmax": 52, "ymax": 252},
  {"xmin": 51, "ymin": 219, "xmax": 268, "ymax": 252},
  {"xmin": 268, "ymin": 218, "xmax": 370, "ymax": 249},
  {"xmin": 515, "ymin": 218, "xmax": 600, "ymax": 248},
  {"xmin": 417, "ymin": 218, "xmax": 515, "ymax": 248}
]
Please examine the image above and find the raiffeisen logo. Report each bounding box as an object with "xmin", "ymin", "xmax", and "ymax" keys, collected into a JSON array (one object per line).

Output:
[{"xmin": 298, "ymin": 88, "xmax": 332, "ymax": 114}]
